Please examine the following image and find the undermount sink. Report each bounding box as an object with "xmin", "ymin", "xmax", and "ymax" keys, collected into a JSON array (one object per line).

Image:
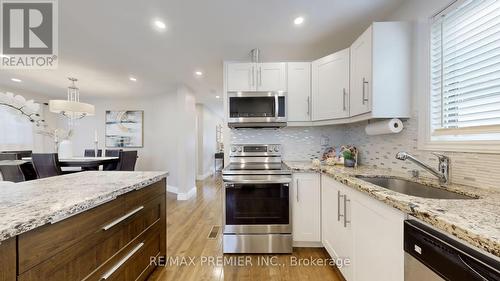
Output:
[{"xmin": 354, "ymin": 176, "xmax": 475, "ymax": 200}]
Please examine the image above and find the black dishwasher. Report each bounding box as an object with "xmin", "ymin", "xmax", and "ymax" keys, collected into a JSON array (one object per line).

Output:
[{"xmin": 404, "ymin": 220, "xmax": 500, "ymax": 281}]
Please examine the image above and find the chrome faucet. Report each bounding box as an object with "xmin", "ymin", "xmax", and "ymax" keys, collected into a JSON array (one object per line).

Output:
[{"xmin": 396, "ymin": 152, "xmax": 450, "ymax": 184}]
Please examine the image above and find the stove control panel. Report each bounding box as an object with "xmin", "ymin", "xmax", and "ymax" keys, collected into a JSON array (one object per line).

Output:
[{"xmin": 229, "ymin": 144, "xmax": 282, "ymax": 156}]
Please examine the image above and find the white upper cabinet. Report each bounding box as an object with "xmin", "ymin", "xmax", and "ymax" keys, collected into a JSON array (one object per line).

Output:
[
  {"xmin": 226, "ymin": 63, "xmax": 256, "ymax": 92},
  {"xmin": 292, "ymin": 172, "xmax": 321, "ymax": 244},
  {"xmin": 257, "ymin": 63, "xmax": 287, "ymax": 92},
  {"xmin": 350, "ymin": 27, "xmax": 372, "ymax": 116},
  {"xmin": 226, "ymin": 62, "xmax": 286, "ymax": 92},
  {"xmin": 287, "ymin": 62, "xmax": 311, "ymax": 122},
  {"xmin": 350, "ymin": 22, "xmax": 411, "ymax": 118},
  {"xmin": 312, "ymin": 48, "xmax": 350, "ymax": 121},
  {"xmin": 224, "ymin": 22, "xmax": 410, "ymax": 125}
]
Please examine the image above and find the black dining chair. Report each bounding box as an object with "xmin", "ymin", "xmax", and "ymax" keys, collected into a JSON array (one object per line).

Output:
[
  {"xmin": 0, "ymin": 153, "xmax": 25, "ymax": 182},
  {"xmin": 117, "ymin": 151, "xmax": 138, "ymax": 171},
  {"xmin": 31, "ymin": 153, "xmax": 63, "ymax": 179},
  {"xmin": 84, "ymin": 149, "xmax": 102, "ymax": 157},
  {"xmin": 103, "ymin": 149, "xmax": 122, "ymax": 171},
  {"xmin": 83, "ymin": 149, "xmax": 103, "ymax": 171}
]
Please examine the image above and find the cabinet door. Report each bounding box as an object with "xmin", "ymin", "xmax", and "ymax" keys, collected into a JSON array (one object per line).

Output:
[
  {"xmin": 321, "ymin": 176, "xmax": 340, "ymax": 258},
  {"xmin": 292, "ymin": 172, "xmax": 321, "ymax": 242},
  {"xmin": 287, "ymin": 62, "xmax": 311, "ymax": 122},
  {"xmin": 257, "ymin": 62, "xmax": 287, "ymax": 92},
  {"xmin": 227, "ymin": 63, "xmax": 256, "ymax": 92},
  {"xmin": 351, "ymin": 194, "xmax": 405, "ymax": 281},
  {"xmin": 350, "ymin": 25, "xmax": 372, "ymax": 116},
  {"xmin": 312, "ymin": 48, "xmax": 350, "ymax": 121},
  {"xmin": 321, "ymin": 177, "xmax": 353, "ymax": 280}
]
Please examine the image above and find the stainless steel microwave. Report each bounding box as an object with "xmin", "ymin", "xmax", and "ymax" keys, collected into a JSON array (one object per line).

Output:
[{"xmin": 227, "ymin": 91, "xmax": 287, "ymax": 128}]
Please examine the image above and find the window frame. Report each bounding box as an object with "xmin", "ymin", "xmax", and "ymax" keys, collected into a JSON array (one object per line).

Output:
[{"xmin": 418, "ymin": 0, "xmax": 500, "ymax": 153}]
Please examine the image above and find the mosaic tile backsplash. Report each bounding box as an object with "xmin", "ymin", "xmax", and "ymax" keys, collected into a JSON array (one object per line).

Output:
[
  {"xmin": 346, "ymin": 116, "xmax": 500, "ymax": 191},
  {"xmin": 230, "ymin": 126, "xmax": 348, "ymax": 161},
  {"xmin": 230, "ymin": 115, "xmax": 500, "ymax": 190}
]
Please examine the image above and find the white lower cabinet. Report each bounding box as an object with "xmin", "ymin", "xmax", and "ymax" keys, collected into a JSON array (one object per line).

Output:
[
  {"xmin": 351, "ymin": 195, "xmax": 405, "ymax": 281},
  {"xmin": 292, "ymin": 172, "xmax": 321, "ymax": 245},
  {"xmin": 321, "ymin": 175, "xmax": 405, "ymax": 281},
  {"xmin": 321, "ymin": 176, "xmax": 354, "ymax": 280}
]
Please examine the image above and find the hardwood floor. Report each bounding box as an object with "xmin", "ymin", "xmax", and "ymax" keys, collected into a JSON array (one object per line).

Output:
[{"xmin": 150, "ymin": 176, "xmax": 344, "ymax": 281}]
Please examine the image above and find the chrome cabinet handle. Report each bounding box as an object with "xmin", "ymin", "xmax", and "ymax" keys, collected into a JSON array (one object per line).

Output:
[
  {"xmin": 249, "ymin": 67, "xmax": 252, "ymax": 88},
  {"xmin": 251, "ymin": 66, "xmax": 255, "ymax": 87},
  {"xmin": 307, "ymin": 96, "xmax": 310, "ymax": 116},
  {"xmin": 343, "ymin": 88, "xmax": 347, "ymax": 111},
  {"xmin": 362, "ymin": 78, "xmax": 369, "ymax": 104},
  {"xmin": 296, "ymin": 179, "xmax": 299, "ymax": 202},
  {"xmin": 337, "ymin": 191, "xmax": 344, "ymax": 221},
  {"xmin": 344, "ymin": 196, "xmax": 351, "ymax": 227},
  {"xmin": 102, "ymin": 206, "xmax": 144, "ymax": 231},
  {"xmin": 259, "ymin": 67, "xmax": 262, "ymax": 86},
  {"xmin": 101, "ymin": 242, "xmax": 144, "ymax": 280}
]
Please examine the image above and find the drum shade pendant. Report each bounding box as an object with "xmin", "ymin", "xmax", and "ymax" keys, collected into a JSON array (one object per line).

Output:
[{"xmin": 49, "ymin": 77, "xmax": 95, "ymax": 121}]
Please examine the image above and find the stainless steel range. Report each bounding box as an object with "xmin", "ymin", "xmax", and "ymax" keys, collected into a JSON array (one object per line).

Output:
[{"xmin": 222, "ymin": 144, "xmax": 292, "ymax": 254}]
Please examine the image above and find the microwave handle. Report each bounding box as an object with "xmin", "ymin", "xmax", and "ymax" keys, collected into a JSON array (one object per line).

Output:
[{"xmin": 275, "ymin": 95, "xmax": 279, "ymax": 118}]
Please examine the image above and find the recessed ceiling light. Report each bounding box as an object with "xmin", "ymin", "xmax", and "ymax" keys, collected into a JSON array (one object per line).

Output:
[
  {"xmin": 294, "ymin": 16, "xmax": 304, "ymax": 25},
  {"xmin": 195, "ymin": 71, "xmax": 203, "ymax": 76},
  {"xmin": 153, "ymin": 20, "xmax": 166, "ymax": 30},
  {"xmin": 11, "ymin": 78, "xmax": 22, "ymax": 83},
  {"xmin": 129, "ymin": 76, "xmax": 137, "ymax": 82},
  {"xmin": 215, "ymin": 95, "xmax": 220, "ymax": 99}
]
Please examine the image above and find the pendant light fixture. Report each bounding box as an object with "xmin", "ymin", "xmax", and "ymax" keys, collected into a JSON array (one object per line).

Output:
[{"xmin": 49, "ymin": 77, "xmax": 95, "ymax": 123}]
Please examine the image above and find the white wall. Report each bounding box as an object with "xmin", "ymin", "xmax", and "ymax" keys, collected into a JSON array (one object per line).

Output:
[
  {"xmin": 173, "ymin": 86, "xmax": 197, "ymax": 196},
  {"xmin": 59, "ymin": 97, "xmax": 158, "ymax": 170},
  {"xmin": 56, "ymin": 85, "xmax": 198, "ymax": 198},
  {"xmin": 196, "ymin": 104, "xmax": 223, "ymax": 179}
]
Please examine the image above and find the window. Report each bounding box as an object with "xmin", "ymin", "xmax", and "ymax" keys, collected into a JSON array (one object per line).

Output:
[
  {"xmin": 0, "ymin": 106, "xmax": 34, "ymax": 151},
  {"xmin": 429, "ymin": 0, "xmax": 500, "ymax": 143}
]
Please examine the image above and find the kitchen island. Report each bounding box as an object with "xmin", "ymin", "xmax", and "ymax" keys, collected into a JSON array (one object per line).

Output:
[{"xmin": 0, "ymin": 171, "xmax": 167, "ymax": 281}]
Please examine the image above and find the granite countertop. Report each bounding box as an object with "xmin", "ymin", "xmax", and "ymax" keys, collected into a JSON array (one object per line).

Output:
[
  {"xmin": 0, "ymin": 171, "xmax": 168, "ymax": 243},
  {"xmin": 285, "ymin": 161, "xmax": 500, "ymax": 257}
]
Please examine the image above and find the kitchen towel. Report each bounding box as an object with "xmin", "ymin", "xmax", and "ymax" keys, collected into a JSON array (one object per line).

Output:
[{"xmin": 365, "ymin": 118, "xmax": 404, "ymax": 135}]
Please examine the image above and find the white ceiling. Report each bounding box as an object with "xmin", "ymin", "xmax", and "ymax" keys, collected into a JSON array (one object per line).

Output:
[{"xmin": 0, "ymin": 0, "xmax": 405, "ymax": 115}]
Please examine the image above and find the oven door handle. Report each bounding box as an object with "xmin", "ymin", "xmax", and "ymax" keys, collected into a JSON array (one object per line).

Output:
[{"xmin": 223, "ymin": 176, "xmax": 292, "ymax": 184}]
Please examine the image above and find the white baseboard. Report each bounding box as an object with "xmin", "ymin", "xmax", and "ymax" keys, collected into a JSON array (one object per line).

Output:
[
  {"xmin": 293, "ymin": 241, "xmax": 324, "ymax": 248},
  {"xmin": 168, "ymin": 185, "xmax": 197, "ymax": 201},
  {"xmin": 196, "ymin": 171, "xmax": 213, "ymax": 181},
  {"xmin": 177, "ymin": 186, "xmax": 197, "ymax": 200},
  {"xmin": 166, "ymin": 185, "xmax": 179, "ymax": 194}
]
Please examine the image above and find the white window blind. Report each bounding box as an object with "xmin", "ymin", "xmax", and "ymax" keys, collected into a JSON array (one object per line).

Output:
[{"xmin": 430, "ymin": 0, "xmax": 500, "ymax": 137}]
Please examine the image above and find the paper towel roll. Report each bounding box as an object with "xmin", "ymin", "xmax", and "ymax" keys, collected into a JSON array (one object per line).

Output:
[{"xmin": 365, "ymin": 119, "xmax": 403, "ymax": 136}]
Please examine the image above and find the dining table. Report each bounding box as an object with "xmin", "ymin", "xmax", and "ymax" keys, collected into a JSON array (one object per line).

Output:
[{"xmin": 22, "ymin": 157, "xmax": 119, "ymax": 169}]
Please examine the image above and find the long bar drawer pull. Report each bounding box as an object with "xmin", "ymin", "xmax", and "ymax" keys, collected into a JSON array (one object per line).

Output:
[
  {"xmin": 101, "ymin": 242, "xmax": 144, "ymax": 280},
  {"xmin": 102, "ymin": 206, "xmax": 144, "ymax": 231}
]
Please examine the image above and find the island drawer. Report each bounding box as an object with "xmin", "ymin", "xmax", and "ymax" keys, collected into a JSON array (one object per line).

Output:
[
  {"xmin": 17, "ymin": 193, "xmax": 165, "ymax": 281},
  {"xmin": 18, "ymin": 195, "xmax": 125, "ymax": 273},
  {"xmin": 85, "ymin": 221, "xmax": 162, "ymax": 281},
  {"xmin": 121, "ymin": 179, "xmax": 166, "ymax": 209},
  {"xmin": 18, "ymin": 179, "xmax": 166, "ymax": 274}
]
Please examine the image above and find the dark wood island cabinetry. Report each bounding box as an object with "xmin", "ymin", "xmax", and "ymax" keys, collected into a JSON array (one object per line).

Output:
[{"xmin": 0, "ymin": 172, "xmax": 167, "ymax": 281}]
